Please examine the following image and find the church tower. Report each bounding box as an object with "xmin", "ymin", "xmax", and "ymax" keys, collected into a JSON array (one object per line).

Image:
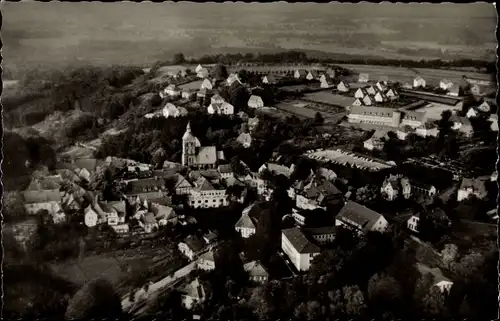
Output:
[{"xmin": 182, "ymin": 122, "xmax": 200, "ymax": 167}]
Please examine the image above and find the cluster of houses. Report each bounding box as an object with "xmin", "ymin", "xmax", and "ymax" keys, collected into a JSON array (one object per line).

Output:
[{"xmin": 353, "ymin": 79, "xmax": 399, "ymax": 106}]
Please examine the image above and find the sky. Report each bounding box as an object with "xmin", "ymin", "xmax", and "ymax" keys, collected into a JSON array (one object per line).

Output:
[{"xmin": 2, "ymin": 2, "xmax": 497, "ymax": 73}]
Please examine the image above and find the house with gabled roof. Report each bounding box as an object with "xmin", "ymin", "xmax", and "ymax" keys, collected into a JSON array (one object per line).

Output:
[
  {"xmin": 197, "ymin": 250, "xmax": 216, "ymax": 271},
  {"xmin": 227, "ymin": 73, "xmax": 242, "ymax": 86},
  {"xmin": 354, "ymin": 88, "xmax": 367, "ymax": 99},
  {"xmin": 217, "ymin": 164, "xmax": 234, "ymax": 179},
  {"xmin": 352, "ymin": 98, "xmax": 364, "ymax": 107},
  {"xmin": 385, "ymin": 88, "xmax": 398, "ymax": 100},
  {"xmin": 466, "ymin": 107, "xmax": 479, "ymax": 118},
  {"xmin": 163, "ymin": 103, "xmax": 187, "ymax": 118},
  {"xmin": 262, "ymin": 74, "xmax": 279, "ymax": 85},
  {"xmin": 181, "ymin": 278, "xmax": 206, "ymax": 310},
  {"xmin": 413, "ymin": 76, "xmax": 426, "ymax": 88},
  {"xmin": 358, "ymin": 73, "xmax": 369, "ymax": 83},
  {"xmin": 416, "ymin": 263, "xmax": 454, "ymax": 293},
  {"xmin": 259, "ymin": 163, "xmax": 292, "ymax": 178},
  {"xmin": 477, "ymin": 101, "xmax": 493, "ymax": 113},
  {"xmin": 363, "ymin": 130, "xmax": 388, "ymax": 151},
  {"xmin": 208, "ymin": 101, "xmax": 234, "ymax": 115},
  {"xmin": 248, "ymin": 95, "xmax": 264, "ymax": 109},
  {"xmin": 237, "ymin": 132, "xmax": 252, "ymax": 148},
  {"xmin": 294, "ymin": 69, "xmax": 307, "ymax": 79},
  {"xmin": 281, "ymin": 227, "xmax": 321, "ymax": 271},
  {"xmin": 363, "ymin": 95, "xmax": 374, "ymax": 106},
  {"xmin": 446, "ymin": 84, "xmax": 460, "ymax": 97},
  {"xmin": 200, "ymin": 78, "xmax": 213, "ymax": 91},
  {"xmin": 150, "ymin": 203, "xmax": 177, "ymax": 226},
  {"xmin": 306, "ymin": 70, "xmax": 320, "ymax": 80},
  {"xmin": 335, "ymin": 201, "xmax": 389, "ymax": 235},
  {"xmin": 366, "ymin": 85, "xmax": 378, "ymax": 96},
  {"xmin": 337, "ymin": 80, "xmax": 350, "ymax": 93},
  {"xmin": 296, "ymin": 176, "xmax": 343, "ymax": 211},
  {"xmin": 188, "ymin": 176, "xmax": 228, "ymax": 209},
  {"xmin": 381, "ymin": 174, "xmax": 402, "ymax": 201},
  {"xmin": 415, "ymin": 121, "xmax": 440, "ymax": 138},
  {"xmin": 244, "ymin": 261, "xmax": 269, "ymax": 283},
  {"xmin": 489, "ymin": 114, "xmax": 498, "ymax": 132},
  {"xmin": 197, "ymin": 68, "xmax": 209, "ymax": 79},
  {"xmin": 374, "ymin": 91, "xmax": 388, "ymax": 103},
  {"xmin": 450, "ymin": 115, "xmax": 474, "ymax": 137},
  {"xmin": 235, "ymin": 206, "xmax": 258, "ymax": 238},
  {"xmin": 439, "ymin": 79, "xmax": 454, "ymax": 91},
  {"xmin": 178, "ymin": 235, "xmax": 206, "ymax": 261},
  {"xmin": 457, "ymin": 177, "xmax": 488, "ymax": 202},
  {"xmin": 397, "ymin": 125, "xmax": 414, "ymax": 140}
]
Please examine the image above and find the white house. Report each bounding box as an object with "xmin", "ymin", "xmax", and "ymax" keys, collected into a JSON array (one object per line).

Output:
[
  {"xmin": 374, "ymin": 92, "xmax": 387, "ymax": 103},
  {"xmin": 211, "ymin": 94, "xmax": 225, "ymax": 105},
  {"xmin": 354, "ymin": 88, "xmax": 367, "ymax": 99},
  {"xmin": 381, "ymin": 175, "xmax": 401, "ymax": 201},
  {"xmin": 407, "ymin": 214, "xmax": 419, "ymax": 233},
  {"xmin": 478, "ymin": 101, "xmax": 492, "ymax": 113},
  {"xmin": 235, "ymin": 204, "xmax": 257, "ymax": 237},
  {"xmin": 262, "ymin": 74, "xmax": 278, "ymax": 85},
  {"xmin": 84, "ymin": 205, "xmax": 99, "ymax": 227},
  {"xmin": 200, "ymin": 78, "xmax": 213, "ymax": 90},
  {"xmin": 162, "ymin": 84, "xmax": 182, "ymax": 98},
  {"xmin": 197, "ymin": 250, "xmax": 216, "ymax": 271},
  {"xmin": 363, "ymin": 95, "xmax": 374, "ymax": 106},
  {"xmin": 181, "ymin": 278, "xmax": 206, "ymax": 310},
  {"xmin": 244, "ymin": 261, "xmax": 269, "ymax": 283},
  {"xmin": 415, "ymin": 122, "xmax": 440, "ymax": 138},
  {"xmin": 294, "ymin": 69, "xmax": 307, "ymax": 79},
  {"xmin": 416, "ymin": 263, "xmax": 454, "ymax": 293},
  {"xmin": 352, "ymin": 98, "xmax": 363, "ymax": 107},
  {"xmin": 248, "ymin": 95, "xmax": 264, "ymax": 109},
  {"xmin": 182, "ymin": 90, "xmax": 196, "ymax": 100},
  {"xmin": 413, "ymin": 76, "xmax": 426, "ymax": 88},
  {"xmin": 489, "ymin": 114, "xmax": 498, "ymax": 132},
  {"xmin": 439, "ymin": 79, "xmax": 454, "ymax": 91},
  {"xmin": 227, "ymin": 73, "xmax": 242, "ymax": 86},
  {"xmin": 358, "ymin": 73, "xmax": 369, "ymax": 83},
  {"xmin": 178, "ymin": 235, "xmax": 206, "ymax": 261},
  {"xmin": 195, "ymin": 64, "xmax": 204, "ymax": 73},
  {"xmin": 335, "ymin": 201, "xmax": 388, "ymax": 235},
  {"xmin": 281, "ymin": 227, "xmax": 321, "ymax": 272},
  {"xmin": 320, "ymin": 77, "xmax": 335, "ymax": 89},
  {"xmin": 306, "ymin": 70, "xmax": 320, "ymax": 80},
  {"xmin": 188, "ymin": 177, "xmax": 228, "ymax": 209},
  {"xmin": 385, "ymin": 88, "xmax": 398, "ymax": 100},
  {"xmin": 457, "ymin": 178, "xmax": 488, "ymax": 202},
  {"xmin": 197, "ymin": 68, "xmax": 209, "ymax": 79},
  {"xmin": 111, "ymin": 223, "xmax": 129, "ymax": 234},
  {"xmin": 337, "ymin": 81, "xmax": 350, "ymax": 93},
  {"xmin": 208, "ymin": 102, "xmax": 234, "ymax": 115},
  {"xmin": 237, "ymin": 132, "xmax": 252, "ymax": 148},
  {"xmin": 466, "ymin": 107, "xmax": 479, "ymax": 118}
]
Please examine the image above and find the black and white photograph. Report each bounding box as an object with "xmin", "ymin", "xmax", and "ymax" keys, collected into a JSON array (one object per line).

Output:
[{"xmin": 2, "ymin": 2, "xmax": 498, "ymax": 320}]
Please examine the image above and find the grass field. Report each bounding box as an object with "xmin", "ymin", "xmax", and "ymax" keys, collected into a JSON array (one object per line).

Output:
[
  {"xmin": 303, "ymin": 91, "xmax": 356, "ymax": 108},
  {"xmin": 178, "ymin": 79, "xmax": 204, "ymax": 90}
]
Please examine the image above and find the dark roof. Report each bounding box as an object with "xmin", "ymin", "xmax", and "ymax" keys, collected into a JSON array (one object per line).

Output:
[
  {"xmin": 282, "ymin": 227, "xmax": 321, "ymax": 253},
  {"xmin": 399, "ymin": 89, "xmax": 462, "ymax": 106},
  {"xmin": 127, "ymin": 177, "xmax": 166, "ymax": 194},
  {"xmin": 336, "ymin": 201, "xmax": 384, "ymax": 232},
  {"xmin": 183, "ymin": 235, "xmax": 205, "ymax": 253},
  {"xmin": 235, "ymin": 213, "xmax": 257, "ymax": 229},
  {"xmin": 218, "ymin": 164, "xmax": 233, "ymax": 174},
  {"xmin": 302, "ymin": 225, "xmax": 337, "ymax": 235},
  {"xmin": 243, "ymin": 261, "xmax": 269, "ymax": 277}
]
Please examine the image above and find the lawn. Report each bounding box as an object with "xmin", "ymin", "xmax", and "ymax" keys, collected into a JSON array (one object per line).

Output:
[
  {"xmin": 303, "ymin": 91, "xmax": 355, "ymax": 108},
  {"xmin": 178, "ymin": 79, "xmax": 204, "ymax": 91}
]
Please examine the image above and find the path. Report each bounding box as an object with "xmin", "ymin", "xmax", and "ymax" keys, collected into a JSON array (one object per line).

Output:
[{"xmin": 121, "ymin": 261, "xmax": 197, "ymax": 313}]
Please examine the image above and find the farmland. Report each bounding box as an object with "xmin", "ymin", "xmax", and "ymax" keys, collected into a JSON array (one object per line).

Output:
[
  {"xmin": 178, "ymin": 79, "xmax": 204, "ymax": 90},
  {"xmin": 302, "ymin": 91, "xmax": 355, "ymax": 108},
  {"xmin": 274, "ymin": 100, "xmax": 344, "ymax": 123},
  {"xmin": 337, "ymin": 63, "xmax": 494, "ymax": 87}
]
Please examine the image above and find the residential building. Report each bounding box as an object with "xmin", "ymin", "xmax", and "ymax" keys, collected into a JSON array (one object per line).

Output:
[
  {"xmin": 162, "ymin": 84, "xmax": 181, "ymax": 98},
  {"xmin": 140, "ymin": 212, "xmax": 158, "ymax": 233},
  {"xmin": 294, "ymin": 69, "xmax": 307, "ymax": 79},
  {"xmin": 337, "ymin": 81, "xmax": 350, "ymax": 93},
  {"xmin": 364, "ymin": 130, "xmax": 388, "ymax": 151},
  {"xmin": 363, "ymin": 95, "xmax": 374, "ymax": 106},
  {"xmin": 374, "ymin": 91, "xmax": 388, "ymax": 103},
  {"xmin": 217, "ymin": 164, "xmax": 234, "ymax": 179},
  {"xmin": 208, "ymin": 101, "xmax": 234, "ymax": 115},
  {"xmin": 415, "ymin": 122, "xmax": 440, "ymax": 138},
  {"xmin": 447, "ymin": 84, "xmax": 460, "ymax": 97},
  {"xmin": 302, "ymin": 226, "xmax": 336, "ymax": 245},
  {"xmin": 450, "ymin": 115, "xmax": 474, "ymax": 137},
  {"xmin": 296, "ymin": 176, "xmax": 343, "ymax": 211},
  {"xmin": 385, "ymin": 88, "xmax": 398, "ymax": 100},
  {"xmin": 306, "ymin": 70, "xmax": 320, "ymax": 80},
  {"xmin": 125, "ymin": 177, "xmax": 169, "ymax": 201},
  {"xmin": 244, "ymin": 261, "xmax": 269, "ymax": 283},
  {"xmin": 235, "ymin": 209, "xmax": 257, "ymax": 238},
  {"xmin": 352, "ymin": 98, "xmax": 363, "ymax": 107},
  {"xmin": 200, "ymin": 78, "xmax": 213, "ymax": 90},
  {"xmin": 178, "ymin": 235, "xmax": 206, "ymax": 261},
  {"xmin": 381, "ymin": 174, "xmax": 402, "ymax": 200},
  {"xmin": 227, "ymin": 73, "xmax": 242, "ymax": 86},
  {"xmin": 416, "ymin": 263, "xmax": 454, "ymax": 293},
  {"xmin": 202, "ymin": 231, "xmax": 218, "ymax": 246},
  {"xmin": 248, "ymin": 117, "xmax": 260, "ymax": 132},
  {"xmin": 173, "ymin": 173, "xmax": 193, "ymax": 195},
  {"xmin": 413, "ymin": 76, "xmax": 426, "ymax": 88},
  {"xmin": 237, "ymin": 132, "xmax": 252, "ymax": 148},
  {"xmin": 407, "ymin": 214, "xmax": 419, "ymax": 233},
  {"xmin": 262, "ymin": 74, "xmax": 279, "ymax": 85},
  {"xmin": 489, "ymin": 114, "xmax": 498, "ymax": 131},
  {"xmin": 466, "ymin": 107, "xmax": 479, "ymax": 118},
  {"xmin": 397, "ymin": 125, "xmax": 413, "ymax": 140},
  {"xmin": 358, "ymin": 73, "xmax": 369, "ymax": 83},
  {"xmin": 237, "ymin": 111, "xmax": 249, "ymax": 121},
  {"xmin": 335, "ymin": 201, "xmax": 389, "ymax": 235},
  {"xmin": 182, "ymin": 122, "xmax": 223, "ymax": 168},
  {"xmin": 111, "ymin": 224, "xmax": 129, "ymax": 234},
  {"xmin": 439, "ymin": 79, "xmax": 454, "ymax": 91},
  {"xmin": 188, "ymin": 176, "xmax": 228, "ymax": 209},
  {"xmin": 354, "ymin": 88, "xmax": 368, "ymax": 99},
  {"xmin": 248, "ymin": 95, "xmax": 264, "ymax": 109},
  {"xmin": 150, "ymin": 203, "xmax": 177, "ymax": 226},
  {"xmin": 182, "ymin": 90, "xmax": 196, "ymax": 100},
  {"xmin": 197, "ymin": 68, "xmax": 209, "ymax": 79},
  {"xmin": 407, "ymin": 208, "xmax": 450, "ymax": 233},
  {"xmin": 281, "ymin": 227, "xmax": 321, "ymax": 272},
  {"xmin": 181, "ymin": 278, "xmax": 206, "ymax": 310},
  {"xmin": 376, "ymin": 81, "xmax": 387, "ymax": 92},
  {"xmin": 457, "ymin": 178, "xmax": 488, "ymax": 201},
  {"xmin": 259, "ymin": 163, "xmax": 292, "ymax": 178},
  {"xmin": 197, "ymin": 250, "xmax": 216, "ymax": 271},
  {"xmin": 478, "ymin": 101, "xmax": 492, "ymax": 113},
  {"xmin": 84, "ymin": 205, "xmax": 99, "ymax": 227}
]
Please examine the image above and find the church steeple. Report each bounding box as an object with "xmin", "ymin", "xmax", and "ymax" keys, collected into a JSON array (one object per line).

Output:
[{"xmin": 186, "ymin": 121, "xmax": 191, "ymax": 133}]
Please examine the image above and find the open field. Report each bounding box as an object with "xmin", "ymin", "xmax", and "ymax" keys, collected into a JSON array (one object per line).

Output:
[
  {"xmin": 305, "ymin": 148, "xmax": 394, "ymax": 171},
  {"xmin": 302, "ymin": 91, "xmax": 356, "ymax": 108},
  {"xmin": 338, "ymin": 63, "xmax": 494, "ymax": 87},
  {"xmin": 417, "ymin": 102, "xmax": 463, "ymax": 120},
  {"xmin": 178, "ymin": 79, "xmax": 204, "ymax": 90},
  {"xmin": 275, "ymin": 101, "xmax": 341, "ymax": 123}
]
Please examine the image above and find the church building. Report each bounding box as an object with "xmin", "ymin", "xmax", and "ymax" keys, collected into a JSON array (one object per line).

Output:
[{"xmin": 182, "ymin": 122, "xmax": 223, "ymax": 169}]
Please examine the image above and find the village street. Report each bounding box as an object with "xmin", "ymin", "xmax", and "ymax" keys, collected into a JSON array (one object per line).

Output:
[{"xmin": 121, "ymin": 261, "xmax": 197, "ymax": 314}]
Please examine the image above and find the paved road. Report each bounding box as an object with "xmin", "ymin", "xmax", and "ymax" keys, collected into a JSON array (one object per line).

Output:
[{"xmin": 122, "ymin": 261, "xmax": 197, "ymax": 313}]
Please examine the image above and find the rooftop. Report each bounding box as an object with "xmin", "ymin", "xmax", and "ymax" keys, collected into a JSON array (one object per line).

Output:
[
  {"xmin": 282, "ymin": 227, "xmax": 321, "ymax": 254},
  {"xmin": 336, "ymin": 201, "xmax": 384, "ymax": 232}
]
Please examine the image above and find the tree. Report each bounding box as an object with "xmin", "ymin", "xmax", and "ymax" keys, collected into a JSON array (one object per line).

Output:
[
  {"xmin": 342, "ymin": 285, "xmax": 367, "ymax": 317},
  {"xmin": 172, "ymin": 53, "xmax": 186, "ymax": 64},
  {"xmin": 450, "ymin": 251, "xmax": 485, "ymax": 279},
  {"xmin": 422, "ymin": 286, "xmax": 449, "ymax": 317},
  {"xmin": 2, "ymin": 191, "xmax": 28, "ymax": 223},
  {"xmin": 65, "ymin": 278, "xmax": 122, "ymax": 320},
  {"xmin": 441, "ymin": 244, "xmax": 459, "ymax": 268},
  {"xmin": 215, "ymin": 63, "xmax": 228, "ymax": 81},
  {"xmin": 314, "ymin": 112, "xmax": 324, "ymax": 125},
  {"xmin": 367, "ymin": 273, "xmax": 402, "ymax": 314}
]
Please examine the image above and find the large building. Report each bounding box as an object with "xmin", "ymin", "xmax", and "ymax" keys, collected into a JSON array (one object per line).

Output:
[
  {"xmin": 335, "ymin": 201, "xmax": 388, "ymax": 235},
  {"xmin": 347, "ymin": 106, "xmax": 426, "ymax": 128},
  {"xmin": 281, "ymin": 227, "xmax": 321, "ymax": 272},
  {"xmin": 182, "ymin": 122, "xmax": 223, "ymax": 169}
]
